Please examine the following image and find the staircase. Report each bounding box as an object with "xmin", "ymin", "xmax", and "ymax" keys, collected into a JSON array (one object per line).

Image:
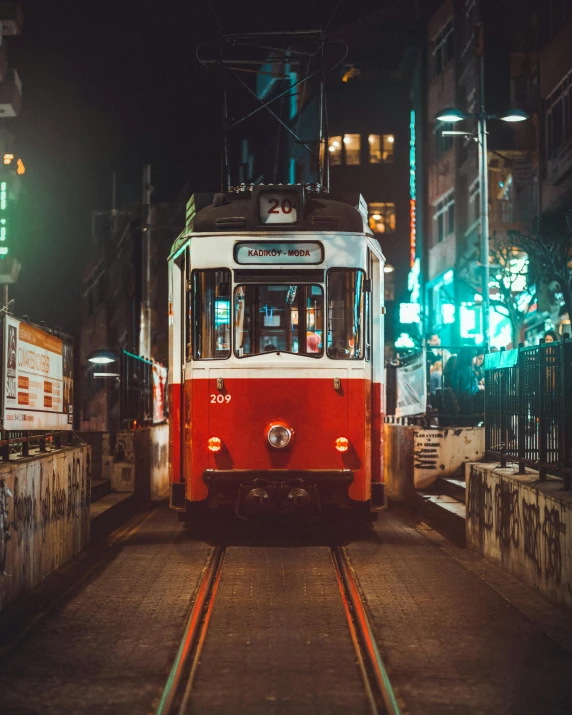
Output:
[
  {"xmin": 90, "ymin": 478, "xmax": 136, "ymax": 543},
  {"xmin": 415, "ymin": 473, "xmax": 467, "ymax": 546}
]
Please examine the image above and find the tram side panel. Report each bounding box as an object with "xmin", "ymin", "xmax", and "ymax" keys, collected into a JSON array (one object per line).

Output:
[{"xmin": 168, "ymin": 258, "xmax": 182, "ymax": 486}]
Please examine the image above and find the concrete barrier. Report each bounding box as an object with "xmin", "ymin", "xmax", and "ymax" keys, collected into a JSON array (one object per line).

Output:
[
  {"xmin": 466, "ymin": 463, "xmax": 572, "ymax": 609},
  {"xmin": 384, "ymin": 424, "xmax": 484, "ymax": 500},
  {"xmin": 80, "ymin": 424, "xmax": 169, "ymax": 501},
  {"xmin": 0, "ymin": 445, "xmax": 91, "ymax": 611}
]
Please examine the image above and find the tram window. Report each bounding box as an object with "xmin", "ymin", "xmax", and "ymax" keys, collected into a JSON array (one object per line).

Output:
[
  {"xmin": 344, "ymin": 134, "xmax": 361, "ymax": 165},
  {"xmin": 234, "ymin": 284, "xmax": 324, "ymax": 358},
  {"xmin": 327, "ymin": 269, "xmax": 365, "ymax": 359},
  {"xmin": 192, "ymin": 269, "xmax": 231, "ymax": 360}
]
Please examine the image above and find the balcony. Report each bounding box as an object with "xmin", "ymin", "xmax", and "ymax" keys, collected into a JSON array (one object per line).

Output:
[
  {"xmin": 0, "ymin": 68, "xmax": 21, "ymax": 117},
  {"xmin": 428, "ymin": 232, "xmax": 456, "ymax": 281},
  {"xmin": 547, "ymin": 140, "xmax": 572, "ymax": 186}
]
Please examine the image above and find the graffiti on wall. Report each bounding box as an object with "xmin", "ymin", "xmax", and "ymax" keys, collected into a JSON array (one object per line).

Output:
[
  {"xmin": 0, "ymin": 448, "xmax": 91, "ymax": 582},
  {"xmin": 469, "ymin": 467, "xmax": 570, "ymax": 590}
]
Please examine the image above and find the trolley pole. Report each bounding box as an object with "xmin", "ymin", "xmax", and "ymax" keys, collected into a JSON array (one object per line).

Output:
[
  {"xmin": 478, "ymin": 54, "xmax": 490, "ymax": 348},
  {"xmin": 139, "ymin": 164, "xmax": 152, "ymax": 359}
]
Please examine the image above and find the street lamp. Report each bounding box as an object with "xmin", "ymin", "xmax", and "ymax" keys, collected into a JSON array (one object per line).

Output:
[
  {"xmin": 87, "ymin": 349, "xmax": 116, "ymax": 364},
  {"xmin": 436, "ymin": 105, "xmax": 529, "ymax": 345}
]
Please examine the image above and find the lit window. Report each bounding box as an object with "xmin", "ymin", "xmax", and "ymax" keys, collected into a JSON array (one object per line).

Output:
[
  {"xmin": 343, "ymin": 134, "xmax": 361, "ymax": 165},
  {"xmin": 432, "ymin": 190, "xmax": 454, "ymax": 245},
  {"xmin": 369, "ymin": 134, "xmax": 395, "ymax": 163},
  {"xmin": 368, "ymin": 203, "xmax": 396, "ymax": 234},
  {"xmin": 328, "ymin": 136, "xmax": 342, "ymax": 165}
]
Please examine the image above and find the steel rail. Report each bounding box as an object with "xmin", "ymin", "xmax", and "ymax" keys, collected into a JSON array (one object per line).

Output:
[
  {"xmin": 332, "ymin": 546, "xmax": 401, "ymax": 715},
  {"xmin": 155, "ymin": 546, "xmax": 225, "ymax": 715}
]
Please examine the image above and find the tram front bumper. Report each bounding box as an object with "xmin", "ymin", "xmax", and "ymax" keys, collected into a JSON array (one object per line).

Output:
[{"xmin": 203, "ymin": 469, "xmax": 354, "ymax": 518}]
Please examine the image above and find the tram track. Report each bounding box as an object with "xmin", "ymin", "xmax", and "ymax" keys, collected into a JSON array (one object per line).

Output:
[{"xmin": 156, "ymin": 543, "xmax": 400, "ymax": 715}]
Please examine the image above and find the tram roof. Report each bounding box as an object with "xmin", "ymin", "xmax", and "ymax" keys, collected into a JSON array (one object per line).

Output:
[{"xmin": 170, "ymin": 185, "xmax": 372, "ymax": 258}]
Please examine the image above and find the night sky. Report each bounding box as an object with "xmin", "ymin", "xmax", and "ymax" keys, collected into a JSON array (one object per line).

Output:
[{"xmin": 8, "ymin": 0, "xmax": 390, "ymax": 333}]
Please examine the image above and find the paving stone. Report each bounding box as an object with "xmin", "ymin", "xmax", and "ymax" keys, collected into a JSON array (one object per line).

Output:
[
  {"xmin": 347, "ymin": 509, "xmax": 572, "ymax": 715},
  {"xmin": 0, "ymin": 506, "xmax": 210, "ymax": 715}
]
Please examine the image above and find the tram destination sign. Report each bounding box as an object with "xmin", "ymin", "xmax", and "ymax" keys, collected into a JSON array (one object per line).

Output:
[
  {"xmin": 2, "ymin": 316, "xmax": 74, "ymax": 430},
  {"xmin": 234, "ymin": 241, "xmax": 324, "ymax": 265}
]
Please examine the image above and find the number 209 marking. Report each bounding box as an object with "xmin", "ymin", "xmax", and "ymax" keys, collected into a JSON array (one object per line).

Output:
[{"xmin": 211, "ymin": 394, "xmax": 231, "ymax": 404}]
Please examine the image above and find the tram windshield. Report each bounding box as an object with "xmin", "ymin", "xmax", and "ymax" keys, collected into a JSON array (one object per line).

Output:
[
  {"xmin": 326, "ymin": 269, "xmax": 365, "ymax": 359},
  {"xmin": 234, "ymin": 284, "xmax": 324, "ymax": 357}
]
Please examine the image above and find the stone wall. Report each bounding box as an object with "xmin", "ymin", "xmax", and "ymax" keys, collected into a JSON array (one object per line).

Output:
[
  {"xmin": 0, "ymin": 445, "xmax": 91, "ymax": 611},
  {"xmin": 466, "ymin": 463, "xmax": 572, "ymax": 609}
]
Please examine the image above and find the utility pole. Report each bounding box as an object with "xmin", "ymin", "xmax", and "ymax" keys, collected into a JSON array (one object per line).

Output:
[
  {"xmin": 139, "ymin": 164, "xmax": 152, "ymax": 359},
  {"xmin": 478, "ymin": 53, "xmax": 490, "ymax": 349}
]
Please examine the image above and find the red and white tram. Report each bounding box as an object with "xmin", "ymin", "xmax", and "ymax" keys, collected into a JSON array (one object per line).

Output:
[{"xmin": 168, "ymin": 184, "xmax": 386, "ymax": 519}]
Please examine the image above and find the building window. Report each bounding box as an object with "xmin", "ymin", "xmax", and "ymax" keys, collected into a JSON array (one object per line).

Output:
[
  {"xmin": 343, "ymin": 134, "xmax": 361, "ymax": 164},
  {"xmin": 435, "ymin": 127, "xmax": 453, "ymax": 159},
  {"xmin": 433, "ymin": 18, "xmax": 454, "ymax": 76},
  {"xmin": 546, "ymin": 69, "xmax": 572, "ymax": 161},
  {"xmin": 468, "ymin": 178, "xmax": 480, "ymax": 226},
  {"xmin": 432, "ymin": 190, "xmax": 454, "ymax": 245},
  {"xmin": 368, "ymin": 203, "xmax": 396, "ymax": 234},
  {"xmin": 368, "ymin": 134, "xmax": 395, "ymax": 163},
  {"xmin": 328, "ymin": 136, "xmax": 342, "ymax": 165},
  {"xmin": 329, "ymin": 134, "xmax": 361, "ymax": 165}
]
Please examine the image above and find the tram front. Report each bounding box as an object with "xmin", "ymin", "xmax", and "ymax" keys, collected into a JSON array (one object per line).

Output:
[{"xmin": 168, "ymin": 184, "xmax": 386, "ymax": 519}]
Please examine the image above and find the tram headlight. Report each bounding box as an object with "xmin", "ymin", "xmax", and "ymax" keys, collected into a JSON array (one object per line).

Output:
[
  {"xmin": 267, "ymin": 424, "xmax": 292, "ymax": 449},
  {"xmin": 208, "ymin": 436, "xmax": 222, "ymax": 452},
  {"xmin": 335, "ymin": 437, "xmax": 349, "ymax": 453}
]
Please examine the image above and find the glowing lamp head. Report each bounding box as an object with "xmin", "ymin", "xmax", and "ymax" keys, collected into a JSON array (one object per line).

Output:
[
  {"xmin": 499, "ymin": 109, "xmax": 529, "ymax": 123},
  {"xmin": 436, "ymin": 107, "xmax": 466, "ymax": 123},
  {"xmin": 267, "ymin": 423, "xmax": 292, "ymax": 449},
  {"xmin": 208, "ymin": 436, "xmax": 222, "ymax": 453},
  {"xmin": 335, "ymin": 437, "xmax": 349, "ymax": 453}
]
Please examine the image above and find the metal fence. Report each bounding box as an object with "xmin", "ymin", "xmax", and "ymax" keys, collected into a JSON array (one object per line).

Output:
[
  {"xmin": 485, "ymin": 338, "xmax": 572, "ymax": 488},
  {"xmin": 120, "ymin": 351, "xmax": 153, "ymax": 428}
]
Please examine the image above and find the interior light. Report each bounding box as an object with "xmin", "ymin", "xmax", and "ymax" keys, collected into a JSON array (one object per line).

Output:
[
  {"xmin": 372, "ymin": 213, "xmax": 382, "ymax": 220},
  {"xmin": 328, "ymin": 146, "xmax": 336, "ymax": 152},
  {"xmin": 93, "ymin": 372, "xmax": 120, "ymax": 378},
  {"xmin": 208, "ymin": 436, "xmax": 222, "ymax": 453},
  {"xmin": 335, "ymin": 437, "xmax": 349, "ymax": 453},
  {"xmin": 387, "ymin": 135, "xmax": 394, "ymax": 143},
  {"xmin": 384, "ymin": 264, "xmax": 395, "ymax": 273},
  {"xmin": 436, "ymin": 107, "xmax": 467, "ymax": 123},
  {"xmin": 343, "ymin": 136, "xmax": 351, "ymax": 144},
  {"xmin": 332, "ymin": 140, "xmax": 340, "ymax": 148},
  {"xmin": 500, "ymin": 109, "xmax": 528, "ymax": 123},
  {"xmin": 3, "ymin": 153, "xmax": 14, "ymax": 165}
]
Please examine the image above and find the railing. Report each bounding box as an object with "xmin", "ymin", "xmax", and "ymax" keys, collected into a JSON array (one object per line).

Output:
[
  {"xmin": 0, "ymin": 431, "xmax": 74, "ymax": 462},
  {"xmin": 120, "ymin": 351, "xmax": 153, "ymax": 428},
  {"xmin": 485, "ymin": 338, "xmax": 572, "ymax": 488}
]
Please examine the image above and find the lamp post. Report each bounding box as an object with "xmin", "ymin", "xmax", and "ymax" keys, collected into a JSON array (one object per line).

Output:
[{"xmin": 436, "ymin": 106, "xmax": 528, "ymax": 345}]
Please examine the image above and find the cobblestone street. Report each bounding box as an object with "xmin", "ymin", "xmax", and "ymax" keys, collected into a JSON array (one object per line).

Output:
[{"xmin": 2, "ymin": 505, "xmax": 572, "ymax": 714}]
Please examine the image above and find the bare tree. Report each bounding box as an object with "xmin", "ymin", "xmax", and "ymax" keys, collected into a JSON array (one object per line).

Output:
[
  {"xmin": 489, "ymin": 231, "xmax": 535, "ymax": 347},
  {"xmin": 508, "ymin": 213, "xmax": 572, "ymax": 324}
]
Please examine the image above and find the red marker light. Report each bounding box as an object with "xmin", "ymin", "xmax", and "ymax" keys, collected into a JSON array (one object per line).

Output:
[
  {"xmin": 335, "ymin": 437, "xmax": 349, "ymax": 452},
  {"xmin": 208, "ymin": 436, "xmax": 222, "ymax": 453}
]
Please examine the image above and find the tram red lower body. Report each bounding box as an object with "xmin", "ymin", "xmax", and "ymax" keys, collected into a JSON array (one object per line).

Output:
[{"xmin": 169, "ymin": 378, "xmax": 384, "ymax": 506}]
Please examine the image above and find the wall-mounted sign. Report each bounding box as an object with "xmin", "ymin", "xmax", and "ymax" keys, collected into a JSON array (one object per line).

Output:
[
  {"xmin": 2, "ymin": 317, "xmax": 73, "ymax": 430},
  {"xmin": 234, "ymin": 241, "xmax": 324, "ymax": 265},
  {"xmin": 409, "ymin": 109, "xmax": 417, "ymax": 268},
  {"xmin": 259, "ymin": 190, "xmax": 299, "ymax": 224}
]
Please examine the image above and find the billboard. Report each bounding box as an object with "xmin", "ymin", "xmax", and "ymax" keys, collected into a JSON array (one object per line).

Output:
[
  {"xmin": 2, "ymin": 317, "xmax": 73, "ymax": 430},
  {"xmin": 395, "ymin": 349, "xmax": 427, "ymax": 418},
  {"xmin": 152, "ymin": 361, "xmax": 168, "ymax": 424}
]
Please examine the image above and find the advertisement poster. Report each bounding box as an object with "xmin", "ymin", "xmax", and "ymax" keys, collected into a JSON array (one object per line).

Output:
[
  {"xmin": 2, "ymin": 316, "xmax": 73, "ymax": 430},
  {"xmin": 395, "ymin": 349, "xmax": 427, "ymax": 418},
  {"xmin": 152, "ymin": 362, "xmax": 168, "ymax": 424}
]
